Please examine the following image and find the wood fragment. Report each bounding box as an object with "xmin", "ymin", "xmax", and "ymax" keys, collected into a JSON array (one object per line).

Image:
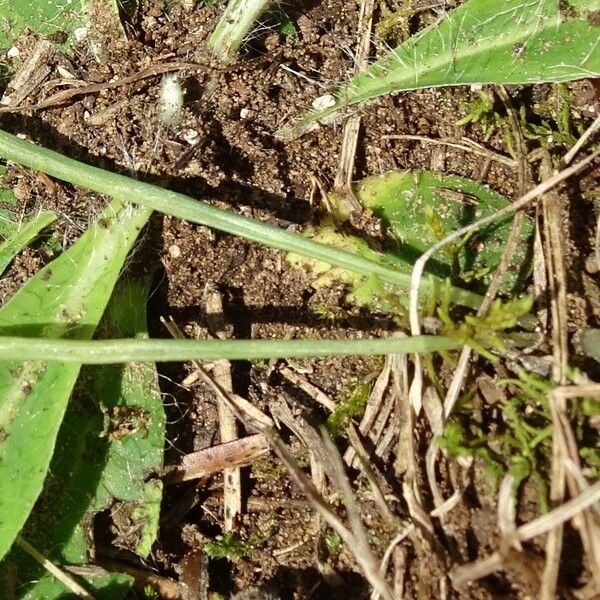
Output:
[
  {"xmin": 163, "ymin": 434, "xmax": 269, "ymax": 483},
  {"xmin": 279, "ymin": 366, "xmax": 336, "ymax": 412},
  {"xmin": 202, "ymin": 285, "xmax": 241, "ymax": 532},
  {"xmin": 1, "ymin": 40, "xmax": 56, "ymax": 107}
]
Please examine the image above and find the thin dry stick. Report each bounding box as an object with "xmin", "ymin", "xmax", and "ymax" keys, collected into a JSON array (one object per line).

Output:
[
  {"xmin": 162, "ymin": 315, "xmax": 243, "ymax": 530},
  {"xmin": 344, "ymin": 356, "xmax": 392, "ymax": 465},
  {"xmin": 453, "ymin": 477, "xmax": 600, "ymax": 586},
  {"xmin": 440, "ymin": 85, "xmax": 531, "ymax": 421},
  {"xmin": 346, "ymin": 423, "xmax": 396, "ymax": 522},
  {"xmin": 333, "ymin": 0, "xmax": 376, "ymax": 216},
  {"xmin": 550, "ymin": 388, "xmax": 600, "ymax": 592},
  {"xmin": 16, "ymin": 537, "xmax": 95, "ymax": 599},
  {"xmin": 181, "ymin": 357, "xmax": 395, "ymax": 600},
  {"xmin": 319, "ymin": 429, "xmax": 394, "ymax": 600},
  {"xmin": 279, "ymin": 366, "xmax": 336, "ymax": 412},
  {"xmin": 409, "ymin": 149, "xmax": 600, "ymax": 337},
  {"xmin": 0, "ymin": 61, "xmax": 213, "ymax": 114},
  {"xmin": 203, "ymin": 286, "xmax": 241, "ymax": 532},
  {"xmin": 563, "ymin": 114, "xmax": 600, "ymax": 165},
  {"xmin": 425, "ymin": 87, "xmax": 532, "ymax": 524},
  {"xmin": 540, "ymin": 153, "xmax": 571, "ymax": 600},
  {"xmin": 383, "ymin": 134, "xmax": 517, "ymax": 168},
  {"xmin": 370, "ymin": 525, "xmax": 415, "ymax": 600}
]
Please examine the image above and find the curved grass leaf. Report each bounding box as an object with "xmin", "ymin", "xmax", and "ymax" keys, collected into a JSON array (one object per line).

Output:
[
  {"xmin": 279, "ymin": 0, "xmax": 600, "ymax": 138},
  {"xmin": 0, "ymin": 130, "xmax": 483, "ymax": 309},
  {"xmin": 0, "ymin": 201, "xmax": 151, "ymax": 561}
]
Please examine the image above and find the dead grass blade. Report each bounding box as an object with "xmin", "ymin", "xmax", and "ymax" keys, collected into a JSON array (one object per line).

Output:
[
  {"xmin": 163, "ymin": 435, "xmax": 269, "ymax": 484},
  {"xmin": 16, "ymin": 537, "xmax": 95, "ymax": 599},
  {"xmin": 453, "ymin": 456, "xmax": 600, "ymax": 588}
]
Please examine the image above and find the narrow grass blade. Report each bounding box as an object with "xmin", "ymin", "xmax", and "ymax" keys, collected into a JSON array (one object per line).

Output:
[
  {"xmin": 0, "ymin": 335, "xmax": 460, "ymax": 363},
  {"xmin": 0, "ymin": 210, "xmax": 55, "ymax": 275},
  {"xmin": 0, "ymin": 201, "xmax": 151, "ymax": 561},
  {"xmin": 208, "ymin": 0, "xmax": 273, "ymax": 63},
  {"xmin": 279, "ymin": 0, "xmax": 600, "ymax": 138},
  {"xmin": 0, "ymin": 130, "xmax": 483, "ymax": 308}
]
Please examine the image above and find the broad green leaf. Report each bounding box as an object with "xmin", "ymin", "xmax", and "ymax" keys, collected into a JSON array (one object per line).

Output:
[
  {"xmin": 0, "ymin": 0, "xmax": 84, "ymax": 48},
  {"xmin": 0, "ymin": 210, "xmax": 55, "ymax": 276},
  {"xmin": 279, "ymin": 0, "xmax": 600, "ymax": 138},
  {"xmin": 289, "ymin": 170, "xmax": 532, "ymax": 312},
  {"xmin": 1, "ymin": 278, "xmax": 163, "ymax": 598},
  {"xmin": 0, "ymin": 200, "xmax": 151, "ymax": 561}
]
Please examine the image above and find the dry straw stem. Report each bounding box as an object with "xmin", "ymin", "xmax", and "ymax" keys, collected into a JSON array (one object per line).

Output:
[
  {"xmin": 15, "ymin": 537, "xmax": 95, "ymax": 599},
  {"xmin": 547, "ymin": 385, "xmax": 600, "ymax": 594},
  {"xmin": 383, "ymin": 134, "xmax": 518, "ymax": 169},
  {"xmin": 563, "ymin": 114, "xmax": 600, "ymax": 165},
  {"xmin": 539, "ymin": 153, "xmax": 571, "ymax": 599},
  {"xmin": 408, "ymin": 148, "xmax": 600, "ymax": 337},
  {"xmin": 164, "ymin": 435, "xmax": 269, "ymax": 484},
  {"xmin": 202, "ymin": 286, "xmax": 241, "ymax": 532},
  {"xmin": 453, "ymin": 476, "xmax": 600, "ymax": 586},
  {"xmin": 333, "ymin": 0, "xmax": 376, "ymax": 216},
  {"xmin": 178, "ymin": 354, "xmax": 395, "ymax": 600}
]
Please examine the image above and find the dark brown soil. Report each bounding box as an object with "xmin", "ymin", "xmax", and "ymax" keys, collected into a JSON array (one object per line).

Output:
[{"xmin": 1, "ymin": 0, "xmax": 599, "ymax": 599}]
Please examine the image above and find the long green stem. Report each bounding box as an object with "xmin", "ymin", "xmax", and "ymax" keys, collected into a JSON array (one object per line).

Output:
[
  {"xmin": 0, "ymin": 130, "xmax": 482, "ymax": 309},
  {"xmin": 0, "ymin": 335, "xmax": 459, "ymax": 363},
  {"xmin": 208, "ymin": 0, "xmax": 272, "ymax": 64}
]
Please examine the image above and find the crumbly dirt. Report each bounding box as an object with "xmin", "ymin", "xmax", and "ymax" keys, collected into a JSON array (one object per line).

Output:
[{"xmin": 1, "ymin": 0, "xmax": 599, "ymax": 599}]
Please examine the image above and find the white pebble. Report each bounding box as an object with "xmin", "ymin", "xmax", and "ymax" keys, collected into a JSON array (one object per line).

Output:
[{"xmin": 312, "ymin": 94, "xmax": 336, "ymax": 111}]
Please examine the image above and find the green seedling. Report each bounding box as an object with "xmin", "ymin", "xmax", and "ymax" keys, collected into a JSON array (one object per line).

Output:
[
  {"xmin": 439, "ymin": 294, "xmax": 534, "ymax": 361},
  {"xmin": 438, "ymin": 370, "xmax": 553, "ymax": 509},
  {"xmin": 327, "ymin": 381, "xmax": 372, "ymax": 438},
  {"xmin": 323, "ymin": 531, "xmax": 343, "ymax": 554},
  {"xmin": 279, "ymin": 0, "xmax": 600, "ymax": 138},
  {"xmin": 204, "ymin": 533, "xmax": 252, "ymax": 560}
]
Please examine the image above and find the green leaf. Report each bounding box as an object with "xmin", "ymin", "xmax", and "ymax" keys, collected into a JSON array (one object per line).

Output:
[
  {"xmin": 279, "ymin": 0, "xmax": 600, "ymax": 138},
  {"xmin": 1, "ymin": 278, "xmax": 163, "ymax": 598},
  {"xmin": 288, "ymin": 170, "xmax": 532, "ymax": 312},
  {"xmin": 0, "ymin": 210, "xmax": 55, "ymax": 276},
  {"xmin": 0, "ymin": 200, "xmax": 151, "ymax": 561},
  {"xmin": 0, "ymin": 0, "xmax": 85, "ymax": 48}
]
